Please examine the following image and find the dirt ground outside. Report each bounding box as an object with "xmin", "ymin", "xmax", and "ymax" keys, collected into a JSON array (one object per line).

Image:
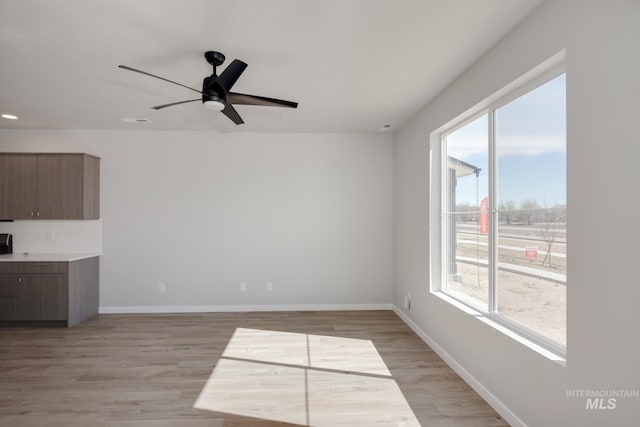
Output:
[{"xmin": 448, "ymin": 262, "xmax": 566, "ymax": 345}]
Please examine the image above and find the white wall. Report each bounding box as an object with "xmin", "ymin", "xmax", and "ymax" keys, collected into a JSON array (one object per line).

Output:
[
  {"xmin": 394, "ymin": 0, "xmax": 640, "ymax": 426},
  {"xmin": 0, "ymin": 129, "xmax": 393, "ymax": 310}
]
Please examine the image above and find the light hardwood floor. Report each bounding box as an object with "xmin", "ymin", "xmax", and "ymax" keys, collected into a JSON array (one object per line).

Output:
[{"xmin": 0, "ymin": 311, "xmax": 508, "ymax": 426}]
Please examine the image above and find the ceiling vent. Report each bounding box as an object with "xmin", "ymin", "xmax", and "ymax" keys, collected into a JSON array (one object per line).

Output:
[{"xmin": 120, "ymin": 117, "xmax": 151, "ymax": 123}]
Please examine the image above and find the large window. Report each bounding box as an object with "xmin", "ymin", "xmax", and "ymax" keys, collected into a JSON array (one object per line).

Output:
[{"xmin": 435, "ymin": 66, "xmax": 566, "ymax": 352}]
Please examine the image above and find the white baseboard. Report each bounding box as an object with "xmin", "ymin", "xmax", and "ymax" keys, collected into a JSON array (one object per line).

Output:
[
  {"xmin": 392, "ymin": 306, "xmax": 527, "ymax": 427},
  {"xmin": 100, "ymin": 303, "xmax": 392, "ymax": 314}
]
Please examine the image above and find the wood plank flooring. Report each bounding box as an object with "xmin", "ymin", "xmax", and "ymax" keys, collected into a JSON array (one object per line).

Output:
[{"xmin": 0, "ymin": 311, "xmax": 508, "ymax": 426}]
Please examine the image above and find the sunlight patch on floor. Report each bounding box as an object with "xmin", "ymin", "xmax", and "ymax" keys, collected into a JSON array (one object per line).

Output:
[{"xmin": 194, "ymin": 328, "xmax": 420, "ymax": 426}]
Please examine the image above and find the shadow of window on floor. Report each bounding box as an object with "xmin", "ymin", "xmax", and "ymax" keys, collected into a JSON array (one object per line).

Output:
[{"xmin": 194, "ymin": 327, "xmax": 421, "ymax": 426}]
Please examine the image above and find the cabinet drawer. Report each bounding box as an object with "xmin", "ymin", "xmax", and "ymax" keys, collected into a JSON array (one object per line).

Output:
[
  {"xmin": 0, "ymin": 264, "xmax": 19, "ymax": 274},
  {"xmin": 0, "ymin": 262, "xmax": 68, "ymax": 274},
  {"xmin": 21, "ymin": 262, "xmax": 68, "ymax": 274}
]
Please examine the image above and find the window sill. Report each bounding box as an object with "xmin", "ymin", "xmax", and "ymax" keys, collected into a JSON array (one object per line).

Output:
[{"xmin": 432, "ymin": 291, "xmax": 566, "ymax": 366}]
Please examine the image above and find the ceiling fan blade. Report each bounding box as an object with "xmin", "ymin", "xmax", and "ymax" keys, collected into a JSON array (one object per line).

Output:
[
  {"xmin": 151, "ymin": 99, "xmax": 201, "ymax": 110},
  {"xmin": 118, "ymin": 65, "xmax": 203, "ymax": 95},
  {"xmin": 221, "ymin": 104, "xmax": 244, "ymax": 125},
  {"xmin": 228, "ymin": 92, "xmax": 298, "ymax": 109},
  {"xmin": 218, "ymin": 59, "xmax": 248, "ymax": 91}
]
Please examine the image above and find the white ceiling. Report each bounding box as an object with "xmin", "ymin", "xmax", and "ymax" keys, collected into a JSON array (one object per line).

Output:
[{"xmin": 0, "ymin": 0, "xmax": 542, "ymax": 133}]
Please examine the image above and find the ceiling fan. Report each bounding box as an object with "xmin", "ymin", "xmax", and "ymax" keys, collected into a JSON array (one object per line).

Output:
[{"xmin": 118, "ymin": 51, "xmax": 298, "ymax": 125}]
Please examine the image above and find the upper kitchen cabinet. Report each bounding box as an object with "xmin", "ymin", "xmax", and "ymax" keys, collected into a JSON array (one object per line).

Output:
[
  {"xmin": 0, "ymin": 154, "xmax": 38, "ymax": 219},
  {"xmin": 0, "ymin": 153, "xmax": 100, "ymax": 220},
  {"xmin": 36, "ymin": 154, "xmax": 100, "ymax": 219}
]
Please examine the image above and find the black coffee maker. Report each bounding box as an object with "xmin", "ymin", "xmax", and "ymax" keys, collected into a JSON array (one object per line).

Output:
[{"xmin": 0, "ymin": 234, "xmax": 12, "ymax": 254}]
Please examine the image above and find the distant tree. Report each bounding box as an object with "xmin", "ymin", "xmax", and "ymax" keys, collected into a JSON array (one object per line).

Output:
[
  {"xmin": 533, "ymin": 207, "xmax": 565, "ymax": 267},
  {"xmin": 499, "ymin": 200, "xmax": 516, "ymax": 225},
  {"xmin": 455, "ymin": 202, "xmax": 477, "ymax": 223},
  {"xmin": 517, "ymin": 199, "xmax": 540, "ymax": 225}
]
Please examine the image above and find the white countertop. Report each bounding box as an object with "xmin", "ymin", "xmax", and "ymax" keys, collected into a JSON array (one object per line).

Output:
[{"xmin": 0, "ymin": 253, "xmax": 101, "ymax": 262}]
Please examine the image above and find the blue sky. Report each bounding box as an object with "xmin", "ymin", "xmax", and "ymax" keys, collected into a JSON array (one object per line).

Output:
[{"xmin": 447, "ymin": 73, "xmax": 566, "ymax": 208}]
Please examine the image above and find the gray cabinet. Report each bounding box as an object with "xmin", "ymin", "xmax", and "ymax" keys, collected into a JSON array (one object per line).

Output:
[
  {"xmin": 0, "ymin": 257, "xmax": 99, "ymax": 327},
  {"xmin": 0, "ymin": 153, "xmax": 100, "ymax": 220},
  {"xmin": 0, "ymin": 154, "xmax": 38, "ymax": 219},
  {"xmin": 0, "ymin": 274, "xmax": 20, "ymax": 320},
  {"xmin": 19, "ymin": 274, "xmax": 68, "ymax": 321}
]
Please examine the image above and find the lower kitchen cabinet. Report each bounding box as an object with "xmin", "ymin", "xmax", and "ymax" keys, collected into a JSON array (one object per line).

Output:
[
  {"xmin": 19, "ymin": 274, "xmax": 68, "ymax": 321},
  {"xmin": 0, "ymin": 275, "xmax": 20, "ymax": 321},
  {"xmin": 0, "ymin": 257, "xmax": 99, "ymax": 327}
]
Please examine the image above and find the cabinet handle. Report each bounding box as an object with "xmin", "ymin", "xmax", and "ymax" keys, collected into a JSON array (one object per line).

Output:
[
  {"xmin": 31, "ymin": 212, "xmax": 34, "ymax": 217},
  {"xmin": 18, "ymin": 276, "xmax": 22, "ymax": 284},
  {"xmin": 37, "ymin": 212, "xmax": 40, "ymax": 217}
]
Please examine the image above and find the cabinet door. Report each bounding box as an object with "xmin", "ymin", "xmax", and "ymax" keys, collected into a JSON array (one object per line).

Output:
[
  {"xmin": 0, "ymin": 274, "xmax": 21, "ymax": 320},
  {"xmin": 19, "ymin": 274, "xmax": 68, "ymax": 321},
  {"xmin": 37, "ymin": 154, "xmax": 84, "ymax": 219},
  {"xmin": 0, "ymin": 154, "xmax": 38, "ymax": 219},
  {"xmin": 82, "ymin": 155, "xmax": 100, "ymax": 219}
]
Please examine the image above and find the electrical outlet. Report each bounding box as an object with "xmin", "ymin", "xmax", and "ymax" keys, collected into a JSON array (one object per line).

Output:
[
  {"xmin": 240, "ymin": 282, "xmax": 247, "ymax": 292},
  {"xmin": 267, "ymin": 282, "xmax": 273, "ymax": 291},
  {"xmin": 158, "ymin": 283, "xmax": 166, "ymax": 293},
  {"xmin": 46, "ymin": 231, "xmax": 55, "ymax": 241}
]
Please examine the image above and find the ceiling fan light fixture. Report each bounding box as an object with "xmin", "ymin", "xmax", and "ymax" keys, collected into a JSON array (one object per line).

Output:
[
  {"xmin": 204, "ymin": 99, "xmax": 225, "ymax": 111},
  {"xmin": 119, "ymin": 50, "xmax": 298, "ymax": 125}
]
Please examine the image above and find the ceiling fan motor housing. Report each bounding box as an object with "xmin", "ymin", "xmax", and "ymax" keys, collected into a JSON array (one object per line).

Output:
[{"xmin": 202, "ymin": 76, "xmax": 225, "ymax": 105}]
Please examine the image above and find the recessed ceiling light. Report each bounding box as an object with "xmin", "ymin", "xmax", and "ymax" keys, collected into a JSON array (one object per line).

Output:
[{"xmin": 1, "ymin": 114, "xmax": 18, "ymax": 120}]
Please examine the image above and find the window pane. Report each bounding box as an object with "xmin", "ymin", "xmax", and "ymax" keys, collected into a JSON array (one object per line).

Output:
[
  {"xmin": 495, "ymin": 74, "xmax": 566, "ymax": 345},
  {"xmin": 444, "ymin": 114, "xmax": 489, "ymax": 309}
]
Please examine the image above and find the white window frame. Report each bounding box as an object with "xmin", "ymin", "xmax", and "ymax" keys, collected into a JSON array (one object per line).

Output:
[{"xmin": 429, "ymin": 52, "xmax": 567, "ymax": 358}]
